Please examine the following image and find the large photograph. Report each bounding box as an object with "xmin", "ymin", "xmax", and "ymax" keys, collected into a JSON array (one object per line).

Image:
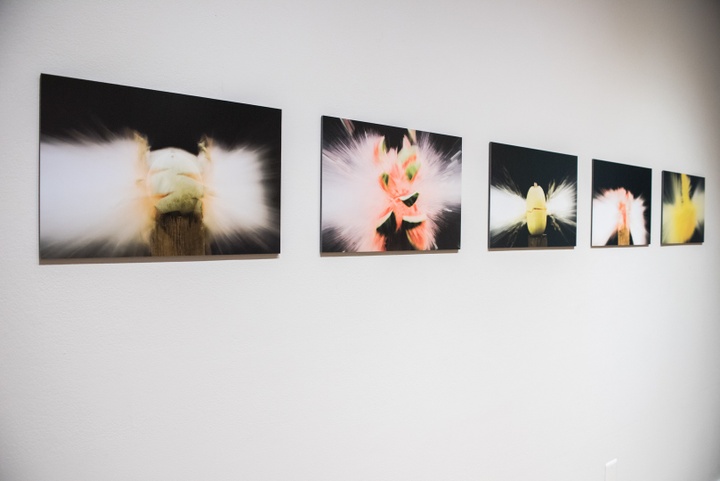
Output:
[
  {"xmin": 661, "ymin": 170, "xmax": 705, "ymax": 245},
  {"xmin": 591, "ymin": 159, "xmax": 652, "ymax": 247},
  {"xmin": 488, "ymin": 142, "xmax": 577, "ymax": 249},
  {"xmin": 39, "ymin": 74, "xmax": 281, "ymax": 259},
  {"xmin": 321, "ymin": 116, "xmax": 462, "ymax": 253}
]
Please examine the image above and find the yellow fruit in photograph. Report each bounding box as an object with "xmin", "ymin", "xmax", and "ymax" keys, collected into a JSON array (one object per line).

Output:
[
  {"xmin": 669, "ymin": 174, "xmax": 697, "ymax": 243},
  {"xmin": 526, "ymin": 182, "xmax": 547, "ymax": 235}
]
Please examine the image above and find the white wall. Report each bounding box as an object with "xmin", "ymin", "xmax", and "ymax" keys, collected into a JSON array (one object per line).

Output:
[{"xmin": 1, "ymin": 1, "xmax": 719, "ymax": 480}]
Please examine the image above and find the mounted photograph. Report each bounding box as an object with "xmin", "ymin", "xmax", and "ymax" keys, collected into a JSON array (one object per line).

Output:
[
  {"xmin": 661, "ymin": 170, "xmax": 705, "ymax": 245},
  {"xmin": 39, "ymin": 74, "xmax": 281, "ymax": 260},
  {"xmin": 488, "ymin": 142, "xmax": 577, "ymax": 249},
  {"xmin": 591, "ymin": 159, "xmax": 652, "ymax": 247},
  {"xmin": 321, "ymin": 116, "xmax": 462, "ymax": 253}
]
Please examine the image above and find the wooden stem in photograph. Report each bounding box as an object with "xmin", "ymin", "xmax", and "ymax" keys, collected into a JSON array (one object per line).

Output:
[
  {"xmin": 150, "ymin": 213, "xmax": 205, "ymax": 256},
  {"xmin": 528, "ymin": 234, "xmax": 547, "ymax": 248},
  {"xmin": 617, "ymin": 226, "xmax": 630, "ymax": 246}
]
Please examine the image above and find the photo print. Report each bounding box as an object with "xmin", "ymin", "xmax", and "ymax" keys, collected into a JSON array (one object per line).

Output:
[
  {"xmin": 661, "ymin": 170, "xmax": 705, "ymax": 245},
  {"xmin": 488, "ymin": 142, "xmax": 577, "ymax": 249},
  {"xmin": 321, "ymin": 116, "xmax": 462, "ymax": 253},
  {"xmin": 591, "ymin": 159, "xmax": 652, "ymax": 247},
  {"xmin": 39, "ymin": 74, "xmax": 281, "ymax": 259}
]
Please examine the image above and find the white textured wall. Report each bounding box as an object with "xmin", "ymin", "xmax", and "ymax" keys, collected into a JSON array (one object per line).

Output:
[{"xmin": 1, "ymin": 1, "xmax": 719, "ymax": 480}]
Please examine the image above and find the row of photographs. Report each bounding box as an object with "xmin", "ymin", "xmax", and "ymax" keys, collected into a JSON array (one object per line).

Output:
[{"xmin": 38, "ymin": 74, "xmax": 705, "ymax": 259}]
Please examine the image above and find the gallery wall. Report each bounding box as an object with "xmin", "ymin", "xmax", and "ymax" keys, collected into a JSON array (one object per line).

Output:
[{"xmin": 1, "ymin": 1, "xmax": 719, "ymax": 480}]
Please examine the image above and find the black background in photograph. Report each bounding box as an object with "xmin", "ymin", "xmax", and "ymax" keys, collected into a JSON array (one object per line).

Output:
[
  {"xmin": 662, "ymin": 170, "xmax": 705, "ymax": 244},
  {"xmin": 40, "ymin": 74, "xmax": 282, "ymax": 255},
  {"xmin": 489, "ymin": 142, "xmax": 577, "ymax": 248},
  {"xmin": 592, "ymin": 159, "xmax": 652, "ymax": 246},
  {"xmin": 321, "ymin": 116, "xmax": 462, "ymax": 159},
  {"xmin": 321, "ymin": 116, "xmax": 462, "ymax": 252}
]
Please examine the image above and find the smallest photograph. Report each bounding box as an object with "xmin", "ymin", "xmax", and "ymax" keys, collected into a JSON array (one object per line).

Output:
[
  {"xmin": 661, "ymin": 170, "xmax": 705, "ymax": 245},
  {"xmin": 591, "ymin": 159, "xmax": 652, "ymax": 247}
]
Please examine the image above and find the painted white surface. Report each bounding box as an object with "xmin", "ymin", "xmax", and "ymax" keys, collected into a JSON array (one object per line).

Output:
[{"xmin": 1, "ymin": 1, "xmax": 719, "ymax": 480}]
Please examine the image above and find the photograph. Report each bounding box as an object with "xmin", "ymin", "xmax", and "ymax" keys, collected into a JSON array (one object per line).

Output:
[
  {"xmin": 591, "ymin": 159, "xmax": 652, "ymax": 247},
  {"xmin": 488, "ymin": 142, "xmax": 577, "ymax": 249},
  {"xmin": 321, "ymin": 116, "xmax": 462, "ymax": 253},
  {"xmin": 39, "ymin": 74, "xmax": 281, "ymax": 259},
  {"xmin": 661, "ymin": 170, "xmax": 705, "ymax": 245}
]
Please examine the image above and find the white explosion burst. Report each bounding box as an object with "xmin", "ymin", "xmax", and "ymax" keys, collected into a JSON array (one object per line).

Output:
[
  {"xmin": 321, "ymin": 123, "xmax": 461, "ymax": 252},
  {"xmin": 39, "ymin": 133, "xmax": 277, "ymax": 258},
  {"xmin": 592, "ymin": 188, "xmax": 648, "ymax": 246}
]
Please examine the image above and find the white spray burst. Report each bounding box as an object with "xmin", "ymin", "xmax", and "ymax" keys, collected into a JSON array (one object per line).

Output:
[
  {"xmin": 489, "ymin": 184, "xmax": 526, "ymax": 237},
  {"xmin": 198, "ymin": 138, "xmax": 277, "ymax": 250},
  {"xmin": 40, "ymin": 136, "xmax": 154, "ymax": 257},
  {"xmin": 546, "ymin": 180, "xmax": 577, "ymax": 227},
  {"xmin": 592, "ymin": 188, "xmax": 648, "ymax": 246}
]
